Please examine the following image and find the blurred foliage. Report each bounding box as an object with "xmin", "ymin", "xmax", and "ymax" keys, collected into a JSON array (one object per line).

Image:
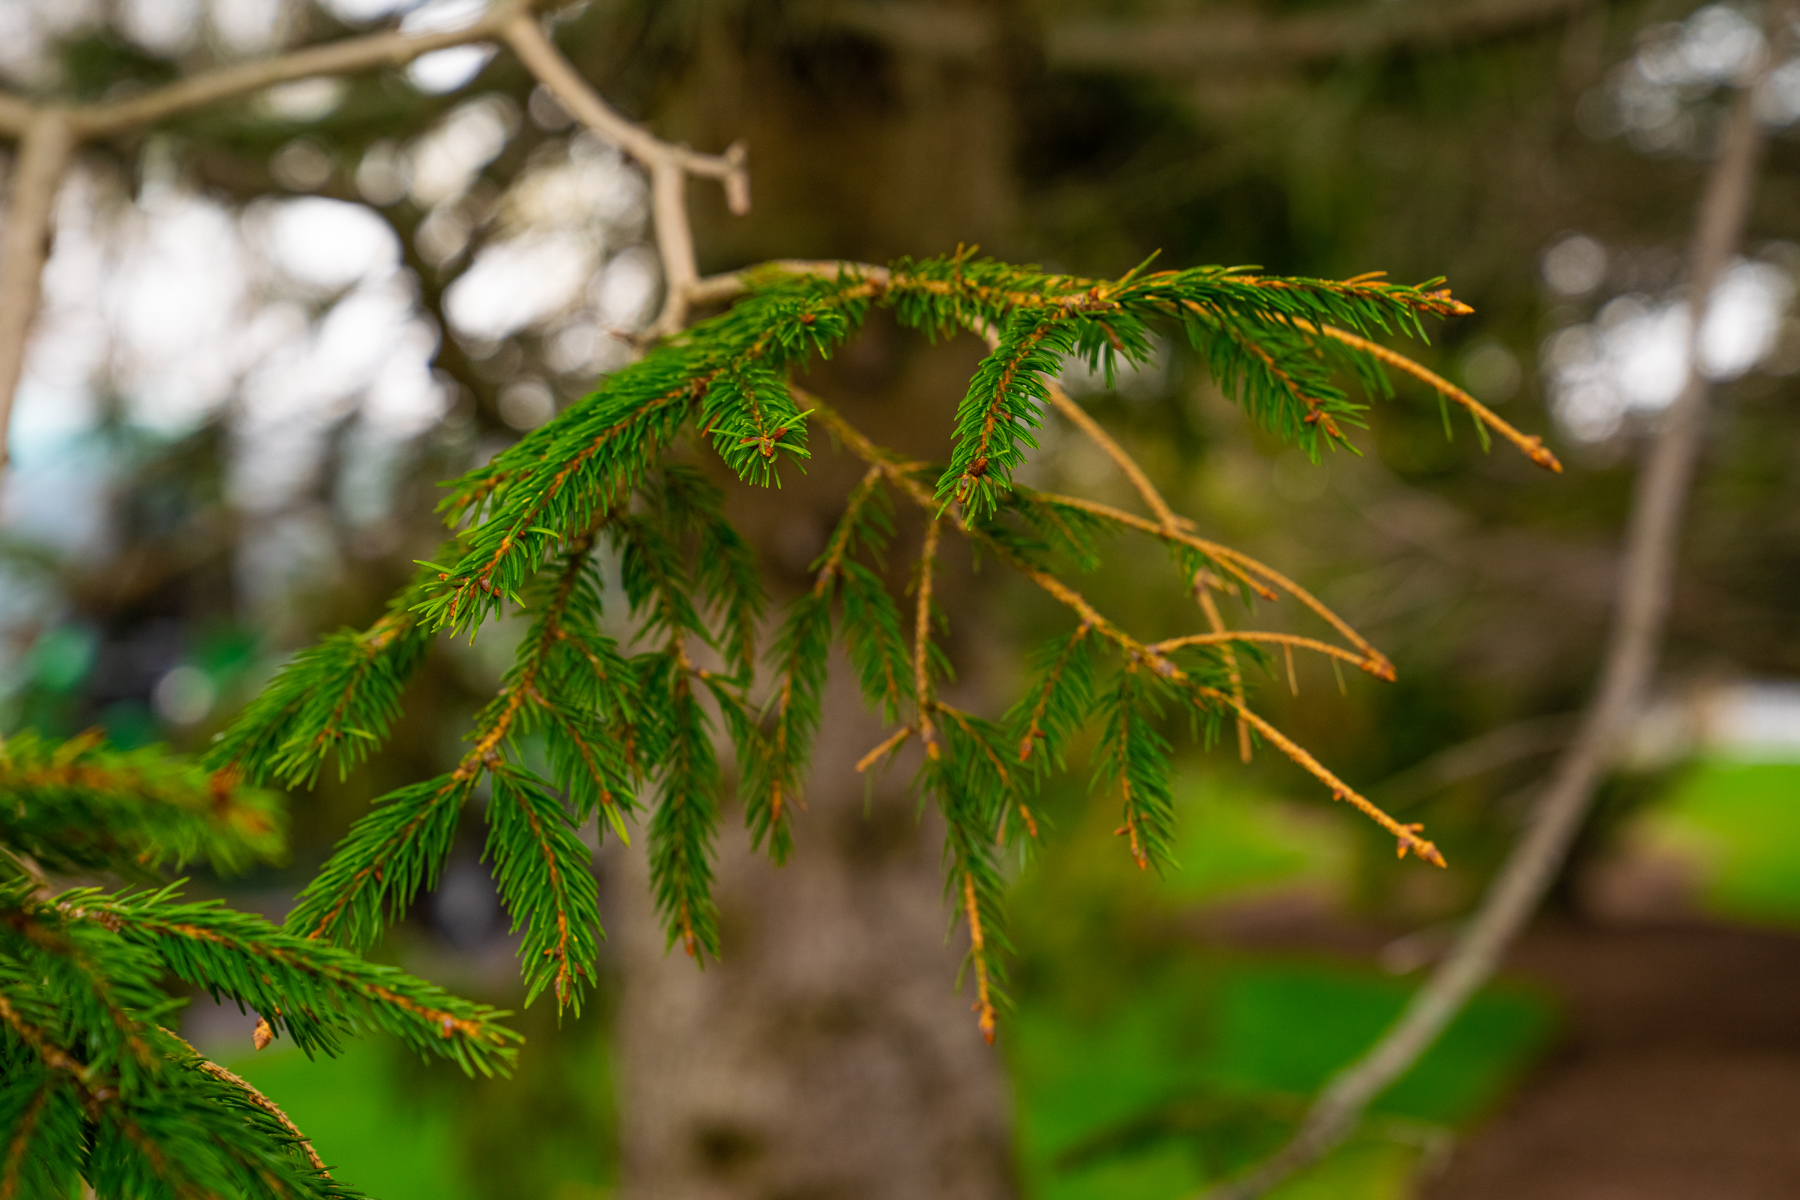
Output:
[
  {"xmin": 1624, "ymin": 760, "xmax": 1800, "ymax": 921},
  {"xmin": 1004, "ymin": 768, "xmax": 1554, "ymax": 1198}
]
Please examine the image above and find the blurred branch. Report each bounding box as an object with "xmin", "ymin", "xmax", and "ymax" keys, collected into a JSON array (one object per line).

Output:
[
  {"xmin": 0, "ymin": 107, "xmax": 74, "ymax": 471},
  {"xmin": 0, "ymin": 1, "xmax": 750, "ymax": 451},
  {"xmin": 1201, "ymin": 7, "xmax": 1788, "ymax": 1196},
  {"xmin": 1373, "ymin": 713, "xmax": 1575, "ymax": 813},
  {"xmin": 827, "ymin": 0, "xmax": 1602, "ymax": 72},
  {"xmin": 63, "ymin": 2, "xmax": 539, "ymax": 138},
  {"xmin": 498, "ymin": 12, "xmax": 748, "ymax": 335}
]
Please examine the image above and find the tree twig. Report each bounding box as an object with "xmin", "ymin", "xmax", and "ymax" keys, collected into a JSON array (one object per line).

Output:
[
  {"xmin": 0, "ymin": 3, "xmax": 749, "ymax": 458},
  {"xmin": 61, "ymin": 1, "xmax": 543, "ymax": 138},
  {"xmin": 164, "ymin": 1030, "xmax": 328, "ymax": 1175},
  {"xmin": 1200, "ymin": 11, "xmax": 1785, "ymax": 1195},
  {"xmin": 498, "ymin": 11, "xmax": 748, "ymax": 335},
  {"xmin": 802, "ymin": 387, "xmax": 1444, "ymax": 866},
  {"xmin": 0, "ymin": 107, "xmax": 74, "ymax": 472}
]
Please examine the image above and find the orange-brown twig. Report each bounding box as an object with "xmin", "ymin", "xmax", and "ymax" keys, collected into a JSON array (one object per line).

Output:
[
  {"xmin": 914, "ymin": 519, "xmax": 942, "ymax": 752},
  {"xmin": 803, "ymin": 391, "xmax": 1436, "ymax": 866},
  {"xmin": 855, "ymin": 725, "xmax": 915, "ymax": 774},
  {"xmin": 1044, "ymin": 380, "xmax": 1186, "ymax": 535},
  {"xmin": 962, "ymin": 873, "xmax": 996, "ymax": 1044},
  {"xmin": 1148, "ymin": 630, "xmax": 1385, "ymax": 678},
  {"xmin": 1300, "ymin": 320, "xmax": 1562, "ymax": 473},
  {"xmin": 1192, "ymin": 684, "xmax": 1443, "ymax": 866}
]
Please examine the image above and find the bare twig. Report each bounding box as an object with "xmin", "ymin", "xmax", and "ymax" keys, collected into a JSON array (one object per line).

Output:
[
  {"xmin": 0, "ymin": 108, "xmax": 74, "ymax": 471},
  {"xmin": 1298, "ymin": 320, "xmax": 1562, "ymax": 472},
  {"xmin": 498, "ymin": 12, "xmax": 748, "ymax": 335},
  {"xmin": 1043, "ymin": 379, "xmax": 1191, "ymax": 531},
  {"xmin": 1201, "ymin": 12, "xmax": 1785, "ymax": 1196},
  {"xmin": 0, "ymin": 3, "xmax": 749, "ymax": 458},
  {"xmin": 688, "ymin": 260, "xmax": 891, "ymax": 308},
  {"xmin": 802, "ymin": 388, "xmax": 1444, "ymax": 866},
  {"xmin": 64, "ymin": 1, "xmax": 541, "ymax": 138},
  {"xmin": 1148, "ymin": 629, "xmax": 1378, "ymax": 678},
  {"xmin": 499, "ymin": 14, "xmax": 745, "ymax": 187}
]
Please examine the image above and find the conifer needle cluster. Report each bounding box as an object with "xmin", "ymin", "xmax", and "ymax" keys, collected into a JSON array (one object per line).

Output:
[
  {"xmin": 0, "ymin": 731, "xmax": 516, "ymax": 1198},
  {"xmin": 205, "ymin": 252, "xmax": 1557, "ymax": 1043}
]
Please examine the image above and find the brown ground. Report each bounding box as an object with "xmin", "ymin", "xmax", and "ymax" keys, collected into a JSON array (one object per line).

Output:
[{"xmin": 1422, "ymin": 919, "xmax": 1800, "ymax": 1200}]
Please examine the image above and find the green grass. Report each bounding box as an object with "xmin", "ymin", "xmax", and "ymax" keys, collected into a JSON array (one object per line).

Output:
[
  {"xmin": 213, "ymin": 1039, "xmax": 473, "ymax": 1200},
  {"xmin": 1646, "ymin": 760, "xmax": 1800, "ymax": 923},
  {"xmin": 1005, "ymin": 767, "xmax": 1556, "ymax": 1200},
  {"xmin": 1009, "ymin": 954, "xmax": 1552, "ymax": 1200}
]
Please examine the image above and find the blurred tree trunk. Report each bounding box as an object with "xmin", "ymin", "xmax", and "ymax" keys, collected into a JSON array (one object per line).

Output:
[{"xmin": 601, "ymin": 7, "xmax": 1026, "ymax": 1199}]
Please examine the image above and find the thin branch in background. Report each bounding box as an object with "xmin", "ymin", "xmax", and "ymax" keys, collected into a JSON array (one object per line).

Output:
[
  {"xmin": 0, "ymin": 107, "xmax": 74, "ymax": 471},
  {"xmin": 1201, "ymin": 8, "xmax": 1789, "ymax": 1195},
  {"xmin": 498, "ymin": 11, "xmax": 749, "ymax": 335},
  {"xmin": 55, "ymin": 1, "xmax": 544, "ymax": 137},
  {"xmin": 1372, "ymin": 713, "xmax": 1575, "ymax": 813},
  {"xmin": 0, "ymin": 1, "xmax": 749, "ymax": 442}
]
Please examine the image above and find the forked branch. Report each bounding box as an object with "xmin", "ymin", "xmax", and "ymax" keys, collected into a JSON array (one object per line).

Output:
[
  {"xmin": 802, "ymin": 390, "xmax": 1444, "ymax": 867},
  {"xmin": 0, "ymin": 1, "xmax": 749, "ymax": 449}
]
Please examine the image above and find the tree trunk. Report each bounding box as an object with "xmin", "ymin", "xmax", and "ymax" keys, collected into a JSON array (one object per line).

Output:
[
  {"xmin": 597, "ymin": 7, "xmax": 1027, "ymax": 1196},
  {"xmin": 611, "ymin": 658, "xmax": 1018, "ymax": 1200}
]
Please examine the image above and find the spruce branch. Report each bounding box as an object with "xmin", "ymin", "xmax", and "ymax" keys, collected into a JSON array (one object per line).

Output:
[
  {"xmin": 285, "ymin": 773, "xmax": 473, "ymax": 949},
  {"xmin": 485, "ymin": 765, "xmax": 601, "ymax": 1012},
  {"xmin": 56, "ymin": 888, "xmax": 518, "ymax": 1073},
  {"xmin": 1298, "ymin": 321, "xmax": 1561, "ymax": 472},
  {"xmin": 0, "ymin": 915, "xmax": 371, "ymax": 1200},
  {"xmin": 293, "ymin": 528, "xmax": 622, "ymax": 1008},
  {"xmin": 1094, "ymin": 666, "xmax": 1179, "ymax": 872},
  {"xmin": 912, "ymin": 517, "xmax": 944, "ymax": 748},
  {"xmin": 646, "ymin": 658, "xmax": 724, "ymax": 960},
  {"xmin": 804, "ymin": 391, "xmax": 1443, "ymax": 868},
  {"xmin": 0, "ymin": 730, "xmax": 283, "ymax": 878},
  {"xmin": 746, "ymin": 466, "xmax": 898, "ymax": 857},
  {"xmin": 205, "ymin": 577, "xmax": 434, "ymax": 787},
  {"xmin": 1011, "ymin": 623, "xmax": 1097, "ymax": 770},
  {"xmin": 961, "ymin": 872, "xmax": 996, "ymax": 1043},
  {"xmin": 202, "ymin": 250, "xmax": 1546, "ymax": 1042},
  {"xmin": 166, "ymin": 1032, "xmax": 328, "ymax": 1176}
]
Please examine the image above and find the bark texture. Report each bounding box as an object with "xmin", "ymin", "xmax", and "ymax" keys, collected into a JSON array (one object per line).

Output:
[{"xmin": 612, "ymin": 662, "xmax": 1017, "ymax": 1200}]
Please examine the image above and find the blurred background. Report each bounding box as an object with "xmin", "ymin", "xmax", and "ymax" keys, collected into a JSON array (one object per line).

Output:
[{"xmin": 4, "ymin": 0, "xmax": 1800, "ymax": 1197}]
